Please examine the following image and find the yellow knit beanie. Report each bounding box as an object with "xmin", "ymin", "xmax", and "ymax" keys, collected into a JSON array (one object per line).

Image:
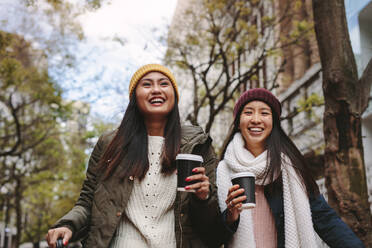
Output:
[{"xmin": 129, "ymin": 64, "xmax": 179, "ymax": 101}]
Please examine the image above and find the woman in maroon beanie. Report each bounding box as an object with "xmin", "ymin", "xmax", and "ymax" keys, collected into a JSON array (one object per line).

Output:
[{"xmin": 217, "ymin": 88, "xmax": 364, "ymax": 248}]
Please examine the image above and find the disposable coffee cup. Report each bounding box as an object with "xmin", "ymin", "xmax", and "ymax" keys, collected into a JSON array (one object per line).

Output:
[
  {"xmin": 176, "ymin": 154, "xmax": 203, "ymax": 192},
  {"xmin": 231, "ymin": 172, "xmax": 256, "ymax": 209}
]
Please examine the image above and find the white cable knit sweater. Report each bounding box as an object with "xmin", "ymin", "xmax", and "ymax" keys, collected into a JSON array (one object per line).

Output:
[{"xmin": 110, "ymin": 136, "xmax": 177, "ymax": 248}]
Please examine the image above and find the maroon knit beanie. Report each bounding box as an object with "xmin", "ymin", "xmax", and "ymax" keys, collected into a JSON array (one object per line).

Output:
[{"xmin": 233, "ymin": 88, "xmax": 281, "ymax": 119}]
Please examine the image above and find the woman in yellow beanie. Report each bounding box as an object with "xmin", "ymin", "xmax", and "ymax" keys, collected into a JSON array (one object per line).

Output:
[{"xmin": 46, "ymin": 64, "xmax": 233, "ymax": 247}]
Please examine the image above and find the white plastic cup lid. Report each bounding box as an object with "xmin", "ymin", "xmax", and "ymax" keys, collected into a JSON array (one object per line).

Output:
[
  {"xmin": 175, "ymin": 153, "xmax": 203, "ymax": 163},
  {"xmin": 241, "ymin": 203, "xmax": 256, "ymax": 209},
  {"xmin": 231, "ymin": 172, "xmax": 255, "ymax": 180}
]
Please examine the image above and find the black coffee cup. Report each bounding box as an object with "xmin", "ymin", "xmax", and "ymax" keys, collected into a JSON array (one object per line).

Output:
[
  {"xmin": 176, "ymin": 154, "xmax": 203, "ymax": 192},
  {"xmin": 231, "ymin": 172, "xmax": 256, "ymax": 209},
  {"xmin": 56, "ymin": 238, "xmax": 65, "ymax": 248}
]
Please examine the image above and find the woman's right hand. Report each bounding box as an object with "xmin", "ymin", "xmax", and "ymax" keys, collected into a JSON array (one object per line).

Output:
[
  {"xmin": 225, "ymin": 184, "xmax": 246, "ymax": 225},
  {"xmin": 46, "ymin": 227, "xmax": 72, "ymax": 248}
]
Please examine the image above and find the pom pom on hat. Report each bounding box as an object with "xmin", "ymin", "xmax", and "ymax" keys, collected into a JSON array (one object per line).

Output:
[
  {"xmin": 233, "ymin": 88, "xmax": 281, "ymax": 119},
  {"xmin": 129, "ymin": 64, "xmax": 179, "ymax": 101}
]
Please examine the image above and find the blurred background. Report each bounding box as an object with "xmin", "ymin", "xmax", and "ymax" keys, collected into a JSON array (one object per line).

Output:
[{"xmin": 1, "ymin": 0, "xmax": 371, "ymax": 247}]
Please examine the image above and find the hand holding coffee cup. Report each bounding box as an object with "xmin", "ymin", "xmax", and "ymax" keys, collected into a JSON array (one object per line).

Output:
[
  {"xmin": 176, "ymin": 154, "xmax": 210, "ymax": 200},
  {"xmin": 225, "ymin": 184, "xmax": 246, "ymax": 224},
  {"xmin": 230, "ymin": 172, "xmax": 256, "ymax": 209}
]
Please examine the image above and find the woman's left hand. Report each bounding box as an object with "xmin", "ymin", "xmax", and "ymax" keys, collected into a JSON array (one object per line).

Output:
[{"xmin": 185, "ymin": 167, "xmax": 210, "ymax": 200}]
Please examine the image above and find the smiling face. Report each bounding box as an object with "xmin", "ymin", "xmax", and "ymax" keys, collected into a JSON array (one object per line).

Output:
[
  {"xmin": 239, "ymin": 100, "xmax": 273, "ymax": 157},
  {"xmin": 135, "ymin": 71, "xmax": 175, "ymax": 122}
]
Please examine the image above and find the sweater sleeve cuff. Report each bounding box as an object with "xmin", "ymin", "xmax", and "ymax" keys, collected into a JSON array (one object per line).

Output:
[
  {"xmin": 222, "ymin": 209, "xmax": 240, "ymax": 234},
  {"xmin": 191, "ymin": 185, "xmax": 212, "ymax": 204}
]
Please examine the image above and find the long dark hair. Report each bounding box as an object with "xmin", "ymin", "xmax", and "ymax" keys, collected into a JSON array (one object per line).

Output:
[
  {"xmin": 221, "ymin": 104, "xmax": 319, "ymax": 196},
  {"xmin": 98, "ymin": 91, "xmax": 181, "ymax": 180}
]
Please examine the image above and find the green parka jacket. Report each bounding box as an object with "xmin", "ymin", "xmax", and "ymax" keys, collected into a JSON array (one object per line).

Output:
[{"xmin": 54, "ymin": 125, "xmax": 227, "ymax": 248}]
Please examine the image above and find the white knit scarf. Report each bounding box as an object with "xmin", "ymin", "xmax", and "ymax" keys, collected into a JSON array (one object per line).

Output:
[{"xmin": 217, "ymin": 133, "xmax": 321, "ymax": 248}]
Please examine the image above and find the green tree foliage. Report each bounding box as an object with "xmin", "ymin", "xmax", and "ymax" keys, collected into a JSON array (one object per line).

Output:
[
  {"xmin": 297, "ymin": 92, "xmax": 324, "ymax": 122},
  {"xmin": 0, "ymin": 31, "xmax": 68, "ymax": 159},
  {"xmin": 21, "ymin": 131, "xmax": 87, "ymax": 247},
  {"xmin": 166, "ymin": 0, "xmax": 313, "ymax": 136},
  {"xmin": 0, "ymin": 1, "xmax": 110, "ymax": 246},
  {"xmin": 0, "ymin": 31, "xmax": 88, "ymax": 247},
  {"xmin": 21, "ymin": 0, "xmax": 108, "ymax": 10},
  {"xmin": 0, "ymin": 0, "xmax": 109, "ymax": 84}
]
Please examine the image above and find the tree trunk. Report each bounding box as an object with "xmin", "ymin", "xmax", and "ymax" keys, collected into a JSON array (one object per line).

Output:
[
  {"xmin": 312, "ymin": 0, "xmax": 372, "ymax": 245},
  {"xmin": 15, "ymin": 177, "xmax": 23, "ymax": 247}
]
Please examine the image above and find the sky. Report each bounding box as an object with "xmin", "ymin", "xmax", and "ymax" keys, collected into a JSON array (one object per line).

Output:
[{"xmin": 345, "ymin": 0, "xmax": 367, "ymax": 54}]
